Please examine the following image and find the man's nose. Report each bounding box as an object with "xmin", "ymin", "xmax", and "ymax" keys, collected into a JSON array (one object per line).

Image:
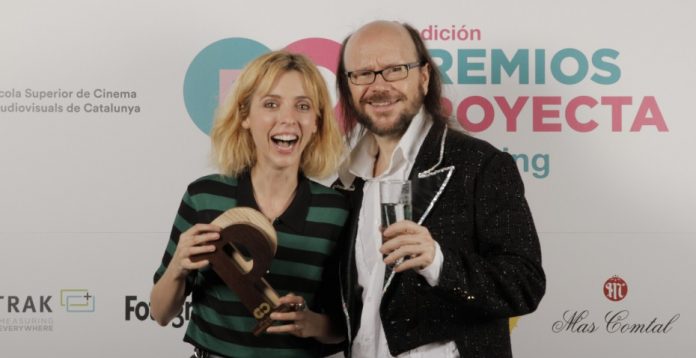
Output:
[{"xmin": 372, "ymin": 72, "xmax": 391, "ymax": 86}]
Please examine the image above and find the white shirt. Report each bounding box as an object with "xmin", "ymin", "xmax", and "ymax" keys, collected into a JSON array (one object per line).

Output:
[{"xmin": 346, "ymin": 110, "xmax": 459, "ymax": 358}]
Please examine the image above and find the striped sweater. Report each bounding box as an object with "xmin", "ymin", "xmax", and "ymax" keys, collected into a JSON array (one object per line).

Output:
[{"xmin": 154, "ymin": 171, "xmax": 348, "ymax": 357}]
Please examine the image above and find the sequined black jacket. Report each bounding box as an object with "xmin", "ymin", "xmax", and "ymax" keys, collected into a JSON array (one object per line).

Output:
[{"xmin": 333, "ymin": 122, "xmax": 546, "ymax": 357}]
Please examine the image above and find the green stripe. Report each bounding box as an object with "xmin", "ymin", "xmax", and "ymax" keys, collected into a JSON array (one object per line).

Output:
[
  {"xmin": 270, "ymin": 260, "xmax": 323, "ymax": 281},
  {"xmin": 154, "ymin": 263, "xmax": 166, "ymax": 278},
  {"xmin": 186, "ymin": 321, "xmax": 313, "ymax": 358},
  {"xmin": 205, "ymin": 286, "xmax": 312, "ymax": 303},
  {"xmin": 200, "ymin": 174, "xmax": 238, "ymax": 186},
  {"xmin": 277, "ymin": 232, "xmax": 334, "ymax": 254},
  {"xmin": 190, "ymin": 193, "xmax": 236, "ymax": 212},
  {"xmin": 308, "ymin": 182, "xmax": 339, "ymax": 195},
  {"xmin": 173, "ymin": 214, "xmax": 192, "ymax": 235},
  {"xmin": 165, "ymin": 238, "xmax": 178, "ymax": 257},
  {"xmin": 196, "ymin": 304, "xmax": 256, "ymax": 331},
  {"xmin": 201, "ymin": 288, "xmax": 313, "ymax": 306},
  {"xmin": 306, "ymin": 207, "xmax": 348, "ymax": 226},
  {"xmin": 203, "ymin": 280, "xmax": 241, "ymax": 302},
  {"xmin": 182, "ymin": 192, "xmax": 194, "ymax": 206}
]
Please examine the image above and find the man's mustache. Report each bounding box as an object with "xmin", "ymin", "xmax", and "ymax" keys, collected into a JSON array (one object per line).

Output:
[{"xmin": 360, "ymin": 91, "xmax": 405, "ymax": 104}]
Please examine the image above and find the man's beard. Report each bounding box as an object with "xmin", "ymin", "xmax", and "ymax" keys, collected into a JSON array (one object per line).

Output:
[{"xmin": 354, "ymin": 88, "xmax": 424, "ymax": 139}]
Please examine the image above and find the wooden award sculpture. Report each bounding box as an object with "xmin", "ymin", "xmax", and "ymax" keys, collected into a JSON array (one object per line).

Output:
[{"xmin": 191, "ymin": 207, "xmax": 293, "ymax": 335}]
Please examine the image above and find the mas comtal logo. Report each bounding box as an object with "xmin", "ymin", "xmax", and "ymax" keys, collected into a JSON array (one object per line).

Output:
[{"xmin": 603, "ymin": 275, "xmax": 628, "ymax": 302}]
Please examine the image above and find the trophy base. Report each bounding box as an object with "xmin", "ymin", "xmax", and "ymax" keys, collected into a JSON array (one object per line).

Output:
[{"xmin": 252, "ymin": 303, "xmax": 295, "ymax": 336}]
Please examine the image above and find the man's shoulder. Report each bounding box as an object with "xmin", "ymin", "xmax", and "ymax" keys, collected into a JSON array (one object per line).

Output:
[
  {"xmin": 444, "ymin": 126, "xmax": 502, "ymax": 158},
  {"xmin": 445, "ymin": 126, "xmax": 496, "ymax": 149}
]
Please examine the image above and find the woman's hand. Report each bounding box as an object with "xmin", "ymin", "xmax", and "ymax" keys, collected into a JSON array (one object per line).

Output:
[
  {"xmin": 266, "ymin": 293, "xmax": 343, "ymax": 343},
  {"xmin": 170, "ymin": 223, "xmax": 221, "ymax": 278},
  {"xmin": 151, "ymin": 223, "xmax": 220, "ymax": 326}
]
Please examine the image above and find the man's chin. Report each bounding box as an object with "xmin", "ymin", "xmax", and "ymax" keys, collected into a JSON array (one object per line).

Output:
[{"xmin": 358, "ymin": 115, "xmax": 410, "ymax": 138}]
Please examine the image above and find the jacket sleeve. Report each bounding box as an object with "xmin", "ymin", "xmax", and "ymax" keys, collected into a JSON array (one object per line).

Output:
[{"xmin": 434, "ymin": 151, "xmax": 546, "ymax": 318}]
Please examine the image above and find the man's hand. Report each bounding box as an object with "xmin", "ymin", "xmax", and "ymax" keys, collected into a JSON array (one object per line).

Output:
[{"xmin": 381, "ymin": 220, "xmax": 436, "ymax": 272}]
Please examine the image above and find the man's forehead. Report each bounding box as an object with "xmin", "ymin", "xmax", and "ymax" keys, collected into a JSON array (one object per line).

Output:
[{"xmin": 344, "ymin": 26, "xmax": 417, "ymax": 69}]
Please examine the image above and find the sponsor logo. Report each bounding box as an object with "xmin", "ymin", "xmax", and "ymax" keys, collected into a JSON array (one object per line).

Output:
[
  {"xmin": 603, "ymin": 275, "xmax": 628, "ymax": 302},
  {"xmin": 125, "ymin": 295, "xmax": 192, "ymax": 328},
  {"xmin": 551, "ymin": 276, "xmax": 679, "ymax": 335},
  {"xmin": 0, "ymin": 289, "xmax": 95, "ymax": 333},
  {"xmin": 60, "ymin": 289, "xmax": 95, "ymax": 313}
]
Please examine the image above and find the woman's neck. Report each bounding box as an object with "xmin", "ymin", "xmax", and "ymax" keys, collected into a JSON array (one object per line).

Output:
[{"xmin": 250, "ymin": 165, "xmax": 299, "ymax": 223}]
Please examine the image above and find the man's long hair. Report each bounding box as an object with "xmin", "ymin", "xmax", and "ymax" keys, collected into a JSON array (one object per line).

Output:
[{"xmin": 336, "ymin": 22, "xmax": 447, "ymax": 137}]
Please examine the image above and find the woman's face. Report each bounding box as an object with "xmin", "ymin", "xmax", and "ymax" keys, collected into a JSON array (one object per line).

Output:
[{"xmin": 242, "ymin": 70, "xmax": 318, "ymax": 173}]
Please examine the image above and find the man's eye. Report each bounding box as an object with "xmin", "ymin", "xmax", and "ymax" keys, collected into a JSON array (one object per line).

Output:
[
  {"xmin": 354, "ymin": 71, "xmax": 373, "ymax": 79},
  {"xmin": 388, "ymin": 65, "xmax": 405, "ymax": 74}
]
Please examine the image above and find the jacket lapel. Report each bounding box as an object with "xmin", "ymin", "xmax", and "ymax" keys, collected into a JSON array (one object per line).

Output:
[
  {"xmin": 410, "ymin": 122, "xmax": 455, "ymax": 225},
  {"xmin": 383, "ymin": 123, "xmax": 455, "ymax": 291}
]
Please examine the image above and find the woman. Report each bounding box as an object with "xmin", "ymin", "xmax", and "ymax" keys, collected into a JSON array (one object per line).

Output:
[{"xmin": 150, "ymin": 51, "xmax": 348, "ymax": 358}]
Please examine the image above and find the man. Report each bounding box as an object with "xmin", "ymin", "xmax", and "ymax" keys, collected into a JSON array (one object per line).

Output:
[{"xmin": 333, "ymin": 20, "xmax": 546, "ymax": 358}]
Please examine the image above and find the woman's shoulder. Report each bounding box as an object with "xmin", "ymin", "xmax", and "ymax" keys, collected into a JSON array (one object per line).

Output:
[
  {"xmin": 185, "ymin": 173, "xmax": 239, "ymax": 193},
  {"xmin": 307, "ymin": 178, "xmax": 349, "ymax": 209}
]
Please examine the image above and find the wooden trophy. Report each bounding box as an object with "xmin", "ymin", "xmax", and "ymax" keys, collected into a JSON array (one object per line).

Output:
[{"xmin": 191, "ymin": 207, "xmax": 292, "ymax": 335}]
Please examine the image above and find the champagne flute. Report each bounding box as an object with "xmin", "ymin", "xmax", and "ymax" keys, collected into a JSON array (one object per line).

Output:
[{"xmin": 379, "ymin": 180, "xmax": 412, "ymax": 267}]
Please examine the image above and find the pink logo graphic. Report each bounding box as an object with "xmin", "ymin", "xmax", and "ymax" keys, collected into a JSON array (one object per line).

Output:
[{"xmin": 217, "ymin": 38, "xmax": 341, "ymax": 106}]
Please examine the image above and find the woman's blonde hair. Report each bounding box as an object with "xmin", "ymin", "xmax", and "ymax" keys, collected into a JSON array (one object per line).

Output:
[{"xmin": 210, "ymin": 51, "xmax": 344, "ymax": 179}]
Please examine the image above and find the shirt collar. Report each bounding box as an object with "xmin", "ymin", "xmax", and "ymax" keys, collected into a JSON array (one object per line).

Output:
[
  {"xmin": 345, "ymin": 107, "xmax": 431, "ymax": 180},
  {"xmin": 237, "ymin": 170, "xmax": 310, "ymax": 234}
]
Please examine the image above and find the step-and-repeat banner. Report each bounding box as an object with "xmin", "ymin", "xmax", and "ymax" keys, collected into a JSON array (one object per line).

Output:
[{"xmin": 1, "ymin": 1, "xmax": 694, "ymax": 356}]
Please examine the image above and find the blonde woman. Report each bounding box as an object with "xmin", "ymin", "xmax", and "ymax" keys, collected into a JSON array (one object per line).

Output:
[{"xmin": 151, "ymin": 51, "xmax": 347, "ymax": 358}]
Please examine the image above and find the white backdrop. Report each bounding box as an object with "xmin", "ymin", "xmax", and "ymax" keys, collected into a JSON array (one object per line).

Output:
[{"xmin": 1, "ymin": 0, "xmax": 694, "ymax": 357}]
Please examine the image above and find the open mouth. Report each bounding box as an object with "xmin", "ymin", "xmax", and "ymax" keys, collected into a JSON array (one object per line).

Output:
[
  {"xmin": 367, "ymin": 99, "xmax": 397, "ymax": 107},
  {"xmin": 271, "ymin": 134, "xmax": 299, "ymax": 148},
  {"xmin": 363, "ymin": 93, "xmax": 403, "ymax": 108}
]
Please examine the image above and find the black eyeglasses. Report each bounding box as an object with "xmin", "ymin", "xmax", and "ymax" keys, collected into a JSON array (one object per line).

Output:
[{"xmin": 345, "ymin": 61, "xmax": 424, "ymax": 85}]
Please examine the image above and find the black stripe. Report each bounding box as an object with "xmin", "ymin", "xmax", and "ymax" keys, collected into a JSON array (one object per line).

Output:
[
  {"xmin": 161, "ymin": 251, "xmax": 173, "ymax": 270},
  {"xmin": 189, "ymin": 315, "xmax": 316, "ymax": 349},
  {"xmin": 265, "ymin": 273, "xmax": 321, "ymax": 294},
  {"xmin": 310, "ymin": 192, "xmax": 349, "ymax": 209},
  {"xmin": 196, "ymin": 209, "xmax": 228, "ymax": 224},
  {"xmin": 275, "ymin": 246, "xmax": 329, "ymax": 267},
  {"xmin": 170, "ymin": 227, "xmax": 183, "ymax": 244},
  {"xmin": 296, "ymin": 222, "xmax": 341, "ymax": 241},
  {"xmin": 197, "ymin": 292, "xmax": 249, "ymax": 316},
  {"xmin": 177, "ymin": 201, "xmax": 198, "ymax": 227},
  {"xmin": 188, "ymin": 178, "xmax": 237, "ymax": 198}
]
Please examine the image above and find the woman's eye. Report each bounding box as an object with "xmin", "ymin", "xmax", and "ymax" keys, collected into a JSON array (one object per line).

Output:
[
  {"xmin": 263, "ymin": 101, "xmax": 278, "ymax": 109},
  {"xmin": 297, "ymin": 102, "xmax": 311, "ymax": 111}
]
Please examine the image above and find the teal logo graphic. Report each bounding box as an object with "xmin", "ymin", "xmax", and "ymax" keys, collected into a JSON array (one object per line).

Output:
[
  {"xmin": 183, "ymin": 37, "xmax": 341, "ymax": 135},
  {"xmin": 183, "ymin": 38, "xmax": 269, "ymax": 134},
  {"xmin": 60, "ymin": 289, "xmax": 95, "ymax": 313}
]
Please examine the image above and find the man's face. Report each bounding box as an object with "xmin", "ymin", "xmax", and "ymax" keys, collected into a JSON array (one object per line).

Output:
[{"xmin": 343, "ymin": 24, "xmax": 430, "ymax": 139}]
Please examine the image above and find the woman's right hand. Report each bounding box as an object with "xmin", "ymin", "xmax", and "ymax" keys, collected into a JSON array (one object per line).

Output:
[{"xmin": 170, "ymin": 224, "xmax": 221, "ymax": 278}]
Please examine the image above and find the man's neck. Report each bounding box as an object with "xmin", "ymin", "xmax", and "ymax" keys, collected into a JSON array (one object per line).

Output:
[{"xmin": 372, "ymin": 134, "xmax": 400, "ymax": 177}]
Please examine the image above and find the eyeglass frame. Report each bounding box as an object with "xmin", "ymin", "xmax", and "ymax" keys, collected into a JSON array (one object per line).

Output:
[{"xmin": 345, "ymin": 61, "xmax": 425, "ymax": 85}]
